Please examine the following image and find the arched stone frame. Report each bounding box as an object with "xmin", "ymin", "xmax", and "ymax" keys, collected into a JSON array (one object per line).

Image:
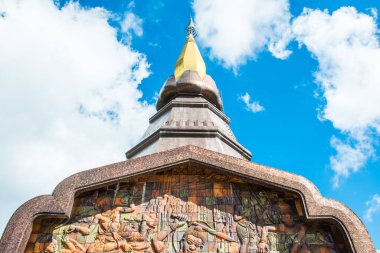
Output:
[{"xmin": 0, "ymin": 145, "xmax": 375, "ymax": 253}]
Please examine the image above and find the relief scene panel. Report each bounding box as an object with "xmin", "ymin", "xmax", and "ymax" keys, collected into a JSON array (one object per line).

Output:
[{"xmin": 26, "ymin": 167, "xmax": 349, "ymax": 253}]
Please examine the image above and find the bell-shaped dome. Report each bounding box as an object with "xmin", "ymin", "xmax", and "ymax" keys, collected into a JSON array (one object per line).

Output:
[{"xmin": 156, "ymin": 70, "xmax": 223, "ymax": 110}]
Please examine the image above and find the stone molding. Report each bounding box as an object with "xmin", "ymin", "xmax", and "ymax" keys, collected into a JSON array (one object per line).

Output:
[
  {"xmin": 125, "ymin": 127, "xmax": 251, "ymax": 160},
  {"xmin": 150, "ymin": 94, "xmax": 230, "ymax": 124},
  {"xmin": 0, "ymin": 145, "xmax": 375, "ymax": 253}
]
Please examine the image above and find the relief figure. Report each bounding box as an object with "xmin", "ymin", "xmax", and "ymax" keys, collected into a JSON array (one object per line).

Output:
[
  {"xmin": 264, "ymin": 203, "xmax": 307, "ymax": 253},
  {"xmin": 234, "ymin": 205, "xmax": 269, "ymax": 253},
  {"xmin": 178, "ymin": 222, "xmax": 234, "ymax": 253},
  {"xmin": 42, "ymin": 225, "xmax": 89, "ymax": 253},
  {"xmin": 87, "ymin": 202, "xmax": 136, "ymax": 253},
  {"xmin": 179, "ymin": 225, "xmax": 207, "ymax": 253}
]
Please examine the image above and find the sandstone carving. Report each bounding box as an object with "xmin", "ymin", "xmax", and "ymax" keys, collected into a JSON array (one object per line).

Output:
[{"xmin": 25, "ymin": 169, "xmax": 347, "ymax": 253}]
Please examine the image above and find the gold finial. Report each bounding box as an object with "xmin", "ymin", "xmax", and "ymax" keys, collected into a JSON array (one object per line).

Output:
[
  {"xmin": 185, "ymin": 17, "xmax": 197, "ymax": 38},
  {"xmin": 174, "ymin": 18, "xmax": 206, "ymax": 80}
]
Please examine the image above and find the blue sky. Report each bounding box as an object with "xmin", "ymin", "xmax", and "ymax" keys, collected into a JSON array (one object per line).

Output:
[{"xmin": 0, "ymin": 0, "xmax": 379, "ymax": 250}]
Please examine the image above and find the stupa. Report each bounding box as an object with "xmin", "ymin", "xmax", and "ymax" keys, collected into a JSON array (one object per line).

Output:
[{"xmin": 0, "ymin": 19, "xmax": 375, "ymax": 253}]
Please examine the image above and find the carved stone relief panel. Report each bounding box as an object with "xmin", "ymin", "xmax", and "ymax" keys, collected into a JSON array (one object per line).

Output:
[{"xmin": 25, "ymin": 167, "xmax": 348, "ymax": 253}]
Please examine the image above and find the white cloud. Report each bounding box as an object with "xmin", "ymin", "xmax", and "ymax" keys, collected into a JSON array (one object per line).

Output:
[
  {"xmin": 330, "ymin": 136, "xmax": 374, "ymax": 187},
  {"xmin": 364, "ymin": 194, "xmax": 380, "ymax": 222},
  {"xmin": 121, "ymin": 11, "xmax": 143, "ymax": 43},
  {"xmin": 292, "ymin": 7, "xmax": 380, "ymax": 186},
  {"xmin": 239, "ymin": 92, "xmax": 265, "ymax": 113},
  {"xmin": 0, "ymin": 0, "xmax": 154, "ymax": 235},
  {"xmin": 193, "ymin": 0, "xmax": 292, "ymax": 69}
]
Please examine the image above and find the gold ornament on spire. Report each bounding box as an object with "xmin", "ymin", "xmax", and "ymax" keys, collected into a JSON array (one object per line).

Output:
[
  {"xmin": 185, "ymin": 17, "xmax": 197, "ymax": 38},
  {"xmin": 174, "ymin": 18, "xmax": 206, "ymax": 80}
]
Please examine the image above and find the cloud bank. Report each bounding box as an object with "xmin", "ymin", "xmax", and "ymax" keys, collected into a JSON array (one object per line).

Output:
[
  {"xmin": 0, "ymin": 0, "xmax": 154, "ymax": 234},
  {"xmin": 194, "ymin": 2, "xmax": 380, "ymax": 186},
  {"xmin": 293, "ymin": 7, "xmax": 380, "ymax": 186}
]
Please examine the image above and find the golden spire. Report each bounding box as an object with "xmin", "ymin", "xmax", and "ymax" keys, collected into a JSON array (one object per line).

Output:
[{"xmin": 174, "ymin": 18, "xmax": 206, "ymax": 80}]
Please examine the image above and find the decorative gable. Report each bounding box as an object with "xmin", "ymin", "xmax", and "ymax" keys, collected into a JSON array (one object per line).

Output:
[{"xmin": 26, "ymin": 164, "xmax": 349, "ymax": 253}]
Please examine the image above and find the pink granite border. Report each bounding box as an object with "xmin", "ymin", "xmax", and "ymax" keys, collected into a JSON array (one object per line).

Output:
[{"xmin": 0, "ymin": 145, "xmax": 375, "ymax": 253}]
